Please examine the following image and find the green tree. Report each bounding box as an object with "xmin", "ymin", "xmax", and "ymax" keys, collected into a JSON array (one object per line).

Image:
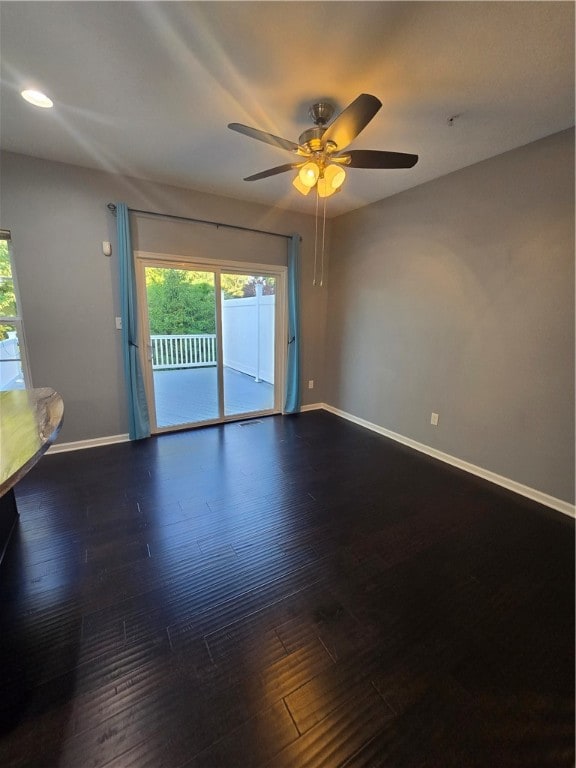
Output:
[
  {"xmin": 146, "ymin": 269, "xmax": 216, "ymax": 334},
  {"xmin": 0, "ymin": 240, "xmax": 17, "ymax": 340},
  {"xmin": 221, "ymin": 274, "xmax": 276, "ymax": 298}
]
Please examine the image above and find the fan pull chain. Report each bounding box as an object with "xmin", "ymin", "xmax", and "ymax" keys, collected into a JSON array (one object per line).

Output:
[
  {"xmin": 313, "ymin": 187, "xmax": 319, "ymax": 286},
  {"xmin": 320, "ymin": 192, "xmax": 327, "ymax": 287}
]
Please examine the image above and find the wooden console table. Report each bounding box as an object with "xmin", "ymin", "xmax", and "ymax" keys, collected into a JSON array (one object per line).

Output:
[{"xmin": 0, "ymin": 387, "xmax": 64, "ymax": 563}]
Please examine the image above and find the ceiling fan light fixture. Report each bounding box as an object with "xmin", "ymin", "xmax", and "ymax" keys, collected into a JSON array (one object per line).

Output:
[
  {"xmin": 292, "ymin": 174, "xmax": 312, "ymax": 195},
  {"xmin": 316, "ymin": 176, "xmax": 338, "ymax": 198},
  {"xmin": 298, "ymin": 161, "xmax": 320, "ymax": 188},
  {"xmin": 324, "ymin": 163, "xmax": 346, "ymax": 190}
]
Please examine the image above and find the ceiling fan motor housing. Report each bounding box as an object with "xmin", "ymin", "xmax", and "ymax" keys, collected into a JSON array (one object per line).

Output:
[
  {"xmin": 298, "ymin": 103, "xmax": 335, "ymax": 151},
  {"xmin": 298, "ymin": 126, "xmax": 325, "ymax": 152},
  {"xmin": 299, "ymin": 102, "xmax": 340, "ymax": 152}
]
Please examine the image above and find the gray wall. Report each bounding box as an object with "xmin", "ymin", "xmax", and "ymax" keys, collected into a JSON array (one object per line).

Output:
[
  {"xmin": 3, "ymin": 131, "xmax": 574, "ymax": 505},
  {"xmin": 0, "ymin": 151, "xmax": 328, "ymax": 443},
  {"xmin": 325, "ymin": 129, "xmax": 575, "ymax": 503}
]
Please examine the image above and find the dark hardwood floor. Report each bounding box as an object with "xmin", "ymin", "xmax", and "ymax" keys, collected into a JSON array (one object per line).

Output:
[{"xmin": 0, "ymin": 410, "xmax": 573, "ymax": 767}]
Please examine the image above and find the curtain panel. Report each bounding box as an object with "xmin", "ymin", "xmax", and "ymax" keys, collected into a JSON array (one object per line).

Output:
[
  {"xmin": 284, "ymin": 234, "xmax": 301, "ymax": 414},
  {"xmin": 116, "ymin": 203, "xmax": 150, "ymax": 440}
]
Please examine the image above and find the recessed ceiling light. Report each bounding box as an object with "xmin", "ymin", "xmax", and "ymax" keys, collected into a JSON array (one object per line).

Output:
[{"xmin": 21, "ymin": 89, "xmax": 53, "ymax": 109}]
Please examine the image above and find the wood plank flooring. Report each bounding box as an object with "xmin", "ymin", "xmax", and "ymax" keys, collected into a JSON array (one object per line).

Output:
[{"xmin": 0, "ymin": 411, "xmax": 573, "ymax": 767}]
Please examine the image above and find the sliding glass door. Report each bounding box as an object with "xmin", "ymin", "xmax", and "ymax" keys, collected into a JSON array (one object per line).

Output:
[
  {"xmin": 137, "ymin": 257, "xmax": 285, "ymax": 433},
  {"xmin": 221, "ymin": 273, "xmax": 276, "ymax": 417},
  {"xmin": 144, "ymin": 266, "xmax": 220, "ymax": 428}
]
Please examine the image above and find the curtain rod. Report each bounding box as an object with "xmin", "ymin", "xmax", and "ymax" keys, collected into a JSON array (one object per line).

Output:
[{"xmin": 107, "ymin": 203, "xmax": 295, "ymax": 241}]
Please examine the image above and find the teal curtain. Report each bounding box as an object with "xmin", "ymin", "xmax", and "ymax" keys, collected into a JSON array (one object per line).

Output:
[
  {"xmin": 117, "ymin": 203, "xmax": 150, "ymax": 440},
  {"xmin": 285, "ymin": 234, "xmax": 301, "ymax": 413}
]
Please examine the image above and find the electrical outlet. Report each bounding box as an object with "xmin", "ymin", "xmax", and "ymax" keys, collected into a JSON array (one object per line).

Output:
[
  {"xmin": 430, "ymin": 412, "xmax": 439, "ymax": 426},
  {"xmin": 308, "ymin": 380, "xmax": 314, "ymax": 389},
  {"xmin": 115, "ymin": 317, "xmax": 122, "ymax": 330}
]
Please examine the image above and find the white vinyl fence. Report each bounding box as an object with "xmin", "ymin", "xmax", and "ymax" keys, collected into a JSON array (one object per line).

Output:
[
  {"xmin": 150, "ymin": 285, "xmax": 275, "ymax": 384},
  {"xmin": 221, "ymin": 286, "xmax": 275, "ymax": 384}
]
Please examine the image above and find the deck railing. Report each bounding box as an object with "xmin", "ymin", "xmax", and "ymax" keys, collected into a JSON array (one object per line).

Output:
[
  {"xmin": 151, "ymin": 334, "xmax": 217, "ymax": 370},
  {"xmin": 0, "ymin": 335, "xmax": 24, "ymax": 390}
]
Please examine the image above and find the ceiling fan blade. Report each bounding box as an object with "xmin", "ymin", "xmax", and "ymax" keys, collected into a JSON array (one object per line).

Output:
[
  {"xmin": 228, "ymin": 123, "xmax": 300, "ymax": 153},
  {"xmin": 321, "ymin": 94, "xmax": 382, "ymax": 151},
  {"xmin": 244, "ymin": 163, "xmax": 300, "ymax": 181},
  {"xmin": 344, "ymin": 150, "xmax": 419, "ymax": 169}
]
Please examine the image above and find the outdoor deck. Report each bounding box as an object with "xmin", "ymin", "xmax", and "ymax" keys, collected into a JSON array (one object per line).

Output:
[{"xmin": 152, "ymin": 366, "xmax": 275, "ymax": 428}]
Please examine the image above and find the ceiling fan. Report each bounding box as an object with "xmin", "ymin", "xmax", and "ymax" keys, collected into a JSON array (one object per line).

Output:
[{"xmin": 228, "ymin": 94, "xmax": 418, "ymax": 198}]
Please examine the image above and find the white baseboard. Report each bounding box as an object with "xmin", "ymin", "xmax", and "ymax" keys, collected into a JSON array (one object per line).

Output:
[
  {"xmin": 321, "ymin": 403, "xmax": 575, "ymax": 519},
  {"xmin": 300, "ymin": 403, "xmax": 323, "ymax": 412},
  {"xmin": 43, "ymin": 406, "xmax": 575, "ymax": 519},
  {"xmin": 48, "ymin": 433, "xmax": 130, "ymax": 454}
]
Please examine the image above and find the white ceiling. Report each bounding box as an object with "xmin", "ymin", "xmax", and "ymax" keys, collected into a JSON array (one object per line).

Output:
[{"xmin": 1, "ymin": 1, "xmax": 574, "ymax": 217}]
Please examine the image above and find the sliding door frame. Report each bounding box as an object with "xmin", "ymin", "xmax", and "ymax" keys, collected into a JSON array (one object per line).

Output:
[{"xmin": 135, "ymin": 250, "xmax": 287, "ymax": 433}]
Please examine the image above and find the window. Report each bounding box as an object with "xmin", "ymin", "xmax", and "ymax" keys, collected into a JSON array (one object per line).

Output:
[{"xmin": 0, "ymin": 232, "xmax": 31, "ymax": 389}]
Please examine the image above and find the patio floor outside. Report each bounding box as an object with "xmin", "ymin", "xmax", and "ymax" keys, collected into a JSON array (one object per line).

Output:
[{"xmin": 152, "ymin": 366, "xmax": 275, "ymax": 428}]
